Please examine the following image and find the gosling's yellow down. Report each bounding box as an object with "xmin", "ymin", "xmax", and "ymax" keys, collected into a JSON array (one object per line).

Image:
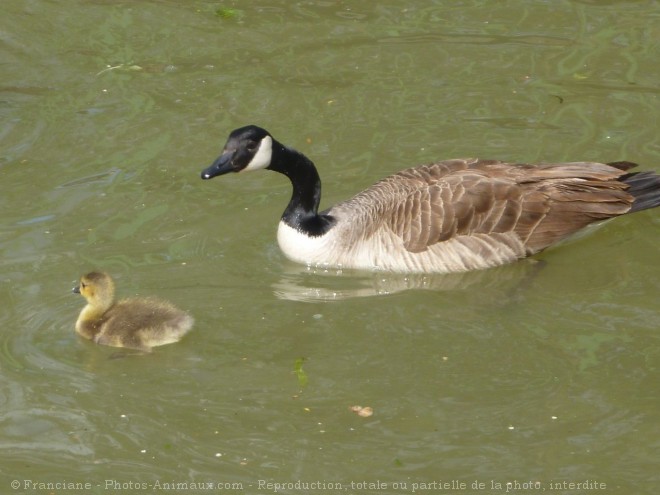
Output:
[{"xmin": 73, "ymin": 271, "xmax": 194, "ymax": 352}]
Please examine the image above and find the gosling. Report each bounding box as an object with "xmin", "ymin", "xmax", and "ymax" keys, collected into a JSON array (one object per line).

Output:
[{"xmin": 73, "ymin": 271, "xmax": 193, "ymax": 352}]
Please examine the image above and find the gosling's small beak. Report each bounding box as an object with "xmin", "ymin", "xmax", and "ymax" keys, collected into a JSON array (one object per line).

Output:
[
  {"xmin": 201, "ymin": 152, "xmax": 234, "ymax": 180},
  {"xmin": 72, "ymin": 285, "xmax": 80, "ymax": 294}
]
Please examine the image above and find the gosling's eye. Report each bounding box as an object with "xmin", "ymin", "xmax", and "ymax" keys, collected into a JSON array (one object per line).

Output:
[{"xmin": 81, "ymin": 282, "xmax": 86, "ymax": 289}]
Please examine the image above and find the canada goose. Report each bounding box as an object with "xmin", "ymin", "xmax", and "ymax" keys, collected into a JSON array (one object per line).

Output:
[
  {"xmin": 73, "ymin": 271, "xmax": 193, "ymax": 351},
  {"xmin": 201, "ymin": 125, "xmax": 660, "ymax": 273}
]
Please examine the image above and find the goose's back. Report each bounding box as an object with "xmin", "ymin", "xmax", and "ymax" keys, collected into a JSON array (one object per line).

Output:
[{"xmin": 316, "ymin": 159, "xmax": 634, "ymax": 272}]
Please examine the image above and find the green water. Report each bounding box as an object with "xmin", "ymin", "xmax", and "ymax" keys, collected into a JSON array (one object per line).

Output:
[{"xmin": 1, "ymin": 1, "xmax": 659, "ymax": 494}]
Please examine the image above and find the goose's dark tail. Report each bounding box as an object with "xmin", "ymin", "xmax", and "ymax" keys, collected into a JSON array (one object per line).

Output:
[{"xmin": 609, "ymin": 161, "xmax": 660, "ymax": 213}]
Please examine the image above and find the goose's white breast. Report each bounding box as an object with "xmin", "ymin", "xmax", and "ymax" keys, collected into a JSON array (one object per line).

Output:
[
  {"xmin": 276, "ymin": 221, "xmax": 362, "ymax": 268},
  {"xmin": 276, "ymin": 220, "xmax": 526, "ymax": 273}
]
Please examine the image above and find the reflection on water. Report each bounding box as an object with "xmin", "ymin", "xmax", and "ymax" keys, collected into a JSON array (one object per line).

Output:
[
  {"xmin": 1, "ymin": 404, "xmax": 95, "ymax": 457},
  {"xmin": 273, "ymin": 260, "xmax": 543, "ymax": 302}
]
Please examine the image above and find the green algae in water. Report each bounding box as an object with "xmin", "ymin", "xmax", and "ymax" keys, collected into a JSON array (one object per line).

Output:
[
  {"xmin": 293, "ymin": 357, "xmax": 308, "ymax": 388},
  {"xmin": 215, "ymin": 7, "xmax": 240, "ymax": 20}
]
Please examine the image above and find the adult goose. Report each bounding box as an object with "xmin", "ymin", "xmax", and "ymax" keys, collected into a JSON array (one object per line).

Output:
[{"xmin": 201, "ymin": 125, "xmax": 660, "ymax": 274}]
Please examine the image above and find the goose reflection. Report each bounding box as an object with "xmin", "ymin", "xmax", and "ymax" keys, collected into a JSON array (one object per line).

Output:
[{"xmin": 272, "ymin": 259, "xmax": 543, "ymax": 302}]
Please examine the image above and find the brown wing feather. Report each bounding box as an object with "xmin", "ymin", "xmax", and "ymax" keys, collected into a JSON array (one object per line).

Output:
[
  {"xmin": 337, "ymin": 159, "xmax": 635, "ymax": 256},
  {"xmin": 519, "ymin": 177, "xmax": 632, "ymax": 252}
]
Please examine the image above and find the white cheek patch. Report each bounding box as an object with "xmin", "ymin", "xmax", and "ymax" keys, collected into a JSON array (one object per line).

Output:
[{"xmin": 242, "ymin": 135, "xmax": 273, "ymax": 172}]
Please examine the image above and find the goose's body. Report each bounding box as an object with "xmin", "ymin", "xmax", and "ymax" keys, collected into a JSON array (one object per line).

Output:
[
  {"xmin": 201, "ymin": 125, "xmax": 660, "ymax": 274},
  {"xmin": 73, "ymin": 271, "xmax": 193, "ymax": 351}
]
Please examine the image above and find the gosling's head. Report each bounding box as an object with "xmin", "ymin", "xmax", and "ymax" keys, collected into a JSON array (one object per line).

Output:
[{"xmin": 73, "ymin": 271, "xmax": 115, "ymax": 308}]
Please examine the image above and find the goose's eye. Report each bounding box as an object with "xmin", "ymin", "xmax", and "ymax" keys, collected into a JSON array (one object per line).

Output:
[{"xmin": 246, "ymin": 141, "xmax": 257, "ymax": 152}]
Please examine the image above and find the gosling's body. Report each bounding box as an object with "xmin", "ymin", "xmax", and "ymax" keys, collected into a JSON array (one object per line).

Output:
[
  {"xmin": 74, "ymin": 272, "xmax": 193, "ymax": 352},
  {"xmin": 201, "ymin": 125, "xmax": 660, "ymax": 274}
]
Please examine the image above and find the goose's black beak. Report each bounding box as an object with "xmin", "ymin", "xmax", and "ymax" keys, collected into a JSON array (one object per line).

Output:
[
  {"xmin": 72, "ymin": 285, "xmax": 81, "ymax": 294},
  {"xmin": 201, "ymin": 152, "xmax": 234, "ymax": 180}
]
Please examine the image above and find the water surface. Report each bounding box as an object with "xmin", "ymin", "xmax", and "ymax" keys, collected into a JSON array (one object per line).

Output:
[{"xmin": 1, "ymin": 1, "xmax": 659, "ymax": 494}]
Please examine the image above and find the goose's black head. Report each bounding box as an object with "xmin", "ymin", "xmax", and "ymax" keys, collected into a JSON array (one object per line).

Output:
[{"xmin": 201, "ymin": 125, "xmax": 274, "ymax": 180}]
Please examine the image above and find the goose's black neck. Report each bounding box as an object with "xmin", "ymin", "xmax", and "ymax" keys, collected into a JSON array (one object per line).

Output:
[{"xmin": 268, "ymin": 140, "xmax": 335, "ymax": 236}]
